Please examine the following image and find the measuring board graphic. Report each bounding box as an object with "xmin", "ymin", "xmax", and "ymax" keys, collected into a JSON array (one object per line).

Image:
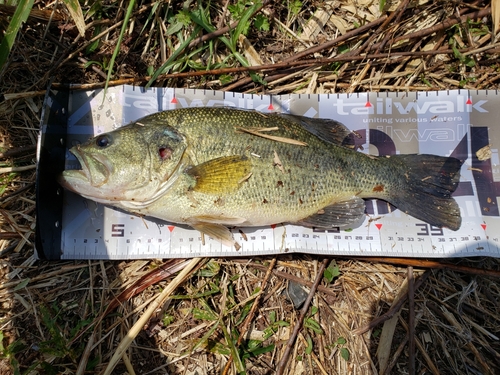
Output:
[{"xmin": 36, "ymin": 86, "xmax": 500, "ymax": 260}]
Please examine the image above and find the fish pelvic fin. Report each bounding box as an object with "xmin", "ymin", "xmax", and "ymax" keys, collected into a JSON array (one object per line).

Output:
[
  {"xmin": 190, "ymin": 222, "xmax": 241, "ymax": 250},
  {"xmin": 185, "ymin": 155, "xmax": 252, "ymax": 195},
  {"xmin": 388, "ymin": 154, "xmax": 463, "ymax": 231}
]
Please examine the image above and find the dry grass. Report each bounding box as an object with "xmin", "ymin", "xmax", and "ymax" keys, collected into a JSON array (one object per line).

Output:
[{"xmin": 1, "ymin": 0, "xmax": 500, "ymax": 374}]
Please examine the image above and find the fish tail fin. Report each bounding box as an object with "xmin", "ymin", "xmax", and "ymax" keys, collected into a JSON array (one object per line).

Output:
[{"xmin": 388, "ymin": 154, "xmax": 463, "ymax": 230}]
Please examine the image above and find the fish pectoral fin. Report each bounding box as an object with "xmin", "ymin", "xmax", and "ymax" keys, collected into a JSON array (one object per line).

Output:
[
  {"xmin": 189, "ymin": 222, "xmax": 241, "ymax": 249},
  {"xmin": 185, "ymin": 155, "xmax": 252, "ymax": 194},
  {"xmin": 296, "ymin": 197, "xmax": 366, "ymax": 229}
]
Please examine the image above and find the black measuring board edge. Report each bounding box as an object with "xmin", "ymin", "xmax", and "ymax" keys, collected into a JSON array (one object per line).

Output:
[{"xmin": 35, "ymin": 88, "xmax": 69, "ymax": 260}]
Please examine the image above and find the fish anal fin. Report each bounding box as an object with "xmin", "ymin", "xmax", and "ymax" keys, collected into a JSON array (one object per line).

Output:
[
  {"xmin": 296, "ymin": 197, "xmax": 366, "ymax": 228},
  {"xmin": 186, "ymin": 155, "xmax": 252, "ymax": 194},
  {"xmin": 190, "ymin": 222, "xmax": 240, "ymax": 249}
]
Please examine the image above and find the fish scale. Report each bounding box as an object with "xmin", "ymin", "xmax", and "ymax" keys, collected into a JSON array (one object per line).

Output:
[{"xmin": 148, "ymin": 109, "xmax": 373, "ymax": 222}]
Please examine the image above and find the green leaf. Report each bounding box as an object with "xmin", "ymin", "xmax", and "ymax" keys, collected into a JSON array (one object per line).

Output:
[
  {"xmin": 104, "ymin": 0, "xmax": 136, "ymax": 97},
  {"xmin": 63, "ymin": 0, "xmax": 86, "ymax": 37},
  {"xmin": 192, "ymin": 307, "xmax": 217, "ymax": 321},
  {"xmin": 263, "ymin": 327, "xmax": 274, "ymax": 340},
  {"xmin": 219, "ymin": 320, "xmax": 245, "ymax": 373},
  {"xmin": 340, "ymin": 347, "xmax": 350, "ymax": 361},
  {"xmin": 189, "ymin": 5, "xmax": 215, "ymax": 33},
  {"xmin": 165, "ymin": 21, "xmax": 184, "ymax": 36},
  {"xmin": 247, "ymin": 343, "xmax": 275, "ymax": 357},
  {"xmin": 86, "ymin": 26, "xmax": 102, "ymax": 54},
  {"xmin": 231, "ymin": 2, "xmax": 261, "ymax": 49},
  {"xmin": 336, "ymin": 336, "xmax": 347, "ymax": 345},
  {"xmin": 235, "ymin": 301, "xmax": 253, "ymax": 325},
  {"xmin": 146, "ymin": 25, "xmax": 202, "ymax": 87},
  {"xmin": 304, "ymin": 317, "xmax": 323, "ymax": 334},
  {"xmin": 290, "ymin": 0, "xmax": 303, "ymax": 16},
  {"xmin": 0, "ymin": 331, "xmax": 4, "ymax": 353},
  {"xmin": 379, "ymin": 0, "xmax": 386, "ymax": 12},
  {"xmin": 207, "ymin": 339, "xmax": 231, "ymax": 355},
  {"xmin": 255, "ymin": 14, "xmax": 269, "ymax": 31},
  {"xmin": 162, "ymin": 314, "xmax": 175, "ymax": 326},
  {"xmin": 324, "ymin": 262, "xmax": 341, "ymax": 283},
  {"xmin": 269, "ymin": 310, "xmax": 276, "ymax": 324},
  {"xmin": 305, "ymin": 335, "xmax": 313, "ymax": 355},
  {"xmin": 464, "ymin": 56, "xmax": 476, "ymax": 67},
  {"xmin": 452, "ymin": 43, "xmax": 463, "ymax": 61},
  {"xmin": 0, "ymin": 0, "xmax": 35, "ymax": 72},
  {"xmin": 13, "ymin": 278, "xmax": 29, "ymax": 292},
  {"xmin": 277, "ymin": 320, "xmax": 290, "ymax": 327},
  {"xmin": 196, "ymin": 260, "xmax": 220, "ymax": 277},
  {"xmin": 189, "ymin": 320, "xmax": 220, "ymax": 353}
]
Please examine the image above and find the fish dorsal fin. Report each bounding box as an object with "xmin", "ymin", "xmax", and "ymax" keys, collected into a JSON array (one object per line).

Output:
[
  {"xmin": 296, "ymin": 197, "xmax": 366, "ymax": 228},
  {"xmin": 278, "ymin": 114, "xmax": 356, "ymax": 148},
  {"xmin": 185, "ymin": 155, "xmax": 252, "ymax": 194}
]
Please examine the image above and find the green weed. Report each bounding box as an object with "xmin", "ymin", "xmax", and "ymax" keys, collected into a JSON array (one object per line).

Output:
[{"xmin": 0, "ymin": 0, "xmax": 34, "ymax": 72}]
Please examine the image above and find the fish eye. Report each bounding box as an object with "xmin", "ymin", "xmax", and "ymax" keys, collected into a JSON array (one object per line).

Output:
[
  {"xmin": 96, "ymin": 135, "xmax": 111, "ymax": 148},
  {"xmin": 159, "ymin": 146, "xmax": 173, "ymax": 160}
]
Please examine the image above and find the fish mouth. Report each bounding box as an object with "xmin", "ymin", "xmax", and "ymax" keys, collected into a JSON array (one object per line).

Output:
[{"xmin": 59, "ymin": 146, "xmax": 113, "ymax": 192}]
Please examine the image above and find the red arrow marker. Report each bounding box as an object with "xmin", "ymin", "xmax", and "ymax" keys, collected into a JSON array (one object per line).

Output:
[
  {"xmin": 365, "ymin": 101, "xmax": 372, "ymax": 107},
  {"xmin": 268, "ymin": 103, "xmax": 274, "ymax": 110},
  {"xmin": 168, "ymin": 225, "xmax": 175, "ymax": 232},
  {"xmin": 271, "ymin": 224, "xmax": 276, "ymax": 229},
  {"xmin": 481, "ymin": 224, "xmax": 487, "ymax": 230},
  {"xmin": 171, "ymin": 97, "xmax": 178, "ymax": 104},
  {"xmin": 375, "ymin": 223, "xmax": 382, "ymax": 230},
  {"xmin": 466, "ymin": 98, "xmax": 472, "ymax": 105}
]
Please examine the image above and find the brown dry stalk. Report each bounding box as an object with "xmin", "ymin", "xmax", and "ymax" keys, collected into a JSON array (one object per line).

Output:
[
  {"xmin": 0, "ymin": 232, "xmax": 22, "ymax": 239},
  {"xmin": 0, "ymin": 182, "xmax": 35, "ymax": 203},
  {"xmin": 347, "ymin": 0, "xmax": 413, "ymax": 93},
  {"xmin": 276, "ymin": 258, "xmax": 329, "ymax": 375},
  {"xmin": 0, "ymin": 145, "xmax": 36, "ymax": 159},
  {"xmin": 187, "ymin": 1, "xmax": 268, "ymax": 49},
  {"xmin": 353, "ymin": 270, "xmax": 431, "ymax": 335},
  {"xmin": 0, "ymin": 4, "xmax": 65, "ymax": 22},
  {"xmin": 221, "ymin": 257, "xmax": 277, "ymax": 375},
  {"xmin": 232, "ymin": 259, "xmax": 339, "ymax": 296},
  {"xmin": 103, "ymin": 257, "xmax": 202, "ymax": 375},
  {"xmin": 50, "ymin": 44, "xmax": 495, "ymax": 91},
  {"xmin": 383, "ymin": 334, "xmax": 409, "ymax": 375},
  {"xmin": 408, "ymin": 266, "xmax": 415, "ymax": 375},
  {"xmin": 426, "ymin": 300, "xmax": 495, "ymax": 375},
  {"xmin": 368, "ymin": 7, "xmax": 492, "ymax": 54},
  {"xmin": 350, "ymin": 257, "xmax": 500, "ymax": 278},
  {"xmin": 69, "ymin": 259, "xmax": 192, "ymax": 347},
  {"xmin": 224, "ymin": 15, "xmax": 388, "ymax": 92},
  {"xmin": 228, "ymin": 7, "xmax": 492, "ymax": 91},
  {"xmin": 398, "ymin": 315, "xmax": 440, "ymax": 375},
  {"xmin": 376, "ymin": 0, "xmax": 413, "ymax": 53}
]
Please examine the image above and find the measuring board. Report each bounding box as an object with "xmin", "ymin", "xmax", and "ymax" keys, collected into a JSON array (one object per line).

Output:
[{"xmin": 35, "ymin": 86, "xmax": 500, "ymax": 260}]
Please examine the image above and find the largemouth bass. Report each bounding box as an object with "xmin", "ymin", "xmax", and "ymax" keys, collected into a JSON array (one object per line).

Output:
[{"xmin": 59, "ymin": 107, "xmax": 462, "ymax": 247}]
